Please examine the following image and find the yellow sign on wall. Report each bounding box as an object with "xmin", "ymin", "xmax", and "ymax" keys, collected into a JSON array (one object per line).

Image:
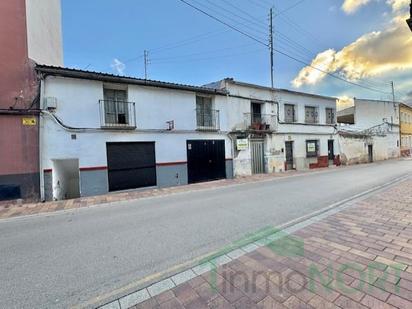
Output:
[{"xmin": 22, "ymin": 117, "xmax": 37, "ymax": 126}]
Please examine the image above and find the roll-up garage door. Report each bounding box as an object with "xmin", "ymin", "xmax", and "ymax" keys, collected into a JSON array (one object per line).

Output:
[{"xmin": 106, "ymin": 142, "xmax": 156, "ymax": 191}]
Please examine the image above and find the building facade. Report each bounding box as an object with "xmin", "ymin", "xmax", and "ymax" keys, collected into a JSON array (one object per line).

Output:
[
  {"xmin": 400, "ymin": 103, "xmax": 412, "ymax": 156},
  {"xmin": 0, "ymin": 0, "xmax": 62, "ymax": 201},
  {"xmin": 37, "ymin": 66, "xmax": 234, "ymax": 201},
  {"xmin": 337, "ymin": 99, "xmax": 400, "ymax": 164},
  {"xmin": 208, "ymin": 79, "xmax": 340, "ymax": 177}
]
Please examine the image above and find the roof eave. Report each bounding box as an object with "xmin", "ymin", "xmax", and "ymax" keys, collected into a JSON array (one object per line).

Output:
[{"xmin": 35, "ymin": 65, "xmax": 227, "ymax": 96}]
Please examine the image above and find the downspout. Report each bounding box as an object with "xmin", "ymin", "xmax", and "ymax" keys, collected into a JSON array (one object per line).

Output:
[
  {"xmin": 39, "ymin": 76, "xmax": 45, "ymax": 202},
  {"xmin": 226, "ymin": 92, "xmax": 236, "ymax": 179}
]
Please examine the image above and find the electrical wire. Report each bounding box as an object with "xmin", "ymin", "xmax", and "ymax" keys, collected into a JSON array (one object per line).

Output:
[
  {"xmin": 179, "ymin": 0, "xmax": 392, "ymax": 95},
  {"xmin": 177, "ymin": 0, "xmax": 269, "ymax": 46}
]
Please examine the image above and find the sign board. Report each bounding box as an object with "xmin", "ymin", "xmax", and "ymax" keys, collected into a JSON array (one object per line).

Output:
[
  {"xmin": 22, "ymin": 117, "xmax": 36, "ymax": 126},
  {"xmin": 307, "ymin": 142, "xmax": 317, "ymax": 153},
  {"xmin": 236, "ymin": 139, "xmax": 248, "ymax": 151}
]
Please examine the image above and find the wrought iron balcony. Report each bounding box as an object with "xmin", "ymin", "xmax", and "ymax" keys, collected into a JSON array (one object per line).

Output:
[
  {"xmin": 196, "ymin": 109, "xmax": 220, "ymax": 131},
  {"xmin": 244, "ymin": 113, "xmax": 277, "ymax": 132},
  {"xmin": 99, "ymin": 100, "xmax": 136, "ymax": 129}
]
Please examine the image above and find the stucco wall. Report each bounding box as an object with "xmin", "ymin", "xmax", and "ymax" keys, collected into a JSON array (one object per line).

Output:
[
  {"xmin": 25, "ymin": 0, "xmax": 63, "ymax": 66},
  {"xmin": 339, "ymin": 133, "xmax": 400, "ymax": 165},
  {"xmin": 354, "ymin": 99, "xmax": 400, "ymax": 129}
]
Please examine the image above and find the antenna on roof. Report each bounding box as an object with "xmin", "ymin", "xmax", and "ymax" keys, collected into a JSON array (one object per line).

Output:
[{"xmin": 144, "ymin": 50, "xmax": 149, "ymax": 80}]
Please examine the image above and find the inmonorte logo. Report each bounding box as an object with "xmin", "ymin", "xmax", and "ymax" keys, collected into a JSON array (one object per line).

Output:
[{"xmin": 198, "ymin": 226, "xmax": 402, "ymax": 297}]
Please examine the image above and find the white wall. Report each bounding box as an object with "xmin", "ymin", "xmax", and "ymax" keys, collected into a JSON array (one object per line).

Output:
[
  {"xmin": 339, "ymin": 133, "xmax": 400, "ymax": 165},
  {"xmin": 25, "ymin": 0, "xmax": 63, "ymax": 65},
  {"xmin": 354, "ymin": 99, "xmax": 399, "ymax": 129},
  {"xmin": 42, "ymin": 76, "xmax": 232, "ymax": 170}
]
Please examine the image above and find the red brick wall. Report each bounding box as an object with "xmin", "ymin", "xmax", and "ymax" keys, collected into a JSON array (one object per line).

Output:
[{"xmin": 309, "ymin": 156, "xmax": 329, "ymax": 169}]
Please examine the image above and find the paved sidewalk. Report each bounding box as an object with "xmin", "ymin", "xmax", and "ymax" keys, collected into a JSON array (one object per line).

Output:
[
  {"xmin": 114, "ymin": 178, "xmax": 412, "ymax": 309},
  {"xmin": 0, "ymin": 169, "xmax": 323, "ymax": 220}
]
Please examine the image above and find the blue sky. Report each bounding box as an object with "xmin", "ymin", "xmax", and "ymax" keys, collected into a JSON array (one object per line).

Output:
[{"xmin": 61, "ymin": 0, "xmax": 412, "ymax": 103}]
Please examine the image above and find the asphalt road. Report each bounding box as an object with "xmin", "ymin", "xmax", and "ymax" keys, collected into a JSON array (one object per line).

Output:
[{"xmin": 1, "ymin": 159, "xmax": 411, "ymax": 309}]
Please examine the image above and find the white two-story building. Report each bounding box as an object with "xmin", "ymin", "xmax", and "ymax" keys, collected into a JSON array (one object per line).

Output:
[
  {"xmin": 208, "ymin": 79, "xmax": 339, "ymax": 177},
  {"xmin": 37, "ymin": 66, "xmax": 234, "ymax": 201}
]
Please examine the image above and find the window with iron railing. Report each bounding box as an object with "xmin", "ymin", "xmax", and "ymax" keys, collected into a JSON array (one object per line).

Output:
[
  {"xmin": 196, "ymin": 96, "xmax": 219, "ymax": 130},
  {"xmin": 100, "ymin": 89, "xmax": 136, "ymax": 128}
]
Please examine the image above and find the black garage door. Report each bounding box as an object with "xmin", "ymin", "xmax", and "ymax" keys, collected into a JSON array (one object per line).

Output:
[
  {"xmin": 187, "ymin": 140, "xmax": 226, "ymax": 184},
  {"xmin": 106, "ymin": 142, "xmax": 156, "ymax": 192}
]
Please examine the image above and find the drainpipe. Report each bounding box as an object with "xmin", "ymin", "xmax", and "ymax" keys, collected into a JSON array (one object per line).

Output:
[{"xmin": 39, "ymin": 77, "xmax": 45, "ymax": 202}]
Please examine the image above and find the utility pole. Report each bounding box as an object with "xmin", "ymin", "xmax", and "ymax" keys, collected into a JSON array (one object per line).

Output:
[
  {"xmin": 269, "ymin": 8, "xmax": 274, "ymax": 89},
  {"xmin": 391, "ymin": 81, "xmax": 397, "ymax": 129},
  {"xmin": 391, "ymin": 81, "xmax": 396, "ymax": 103},
  {"xmin": 144, "ymin": 50, "xmax": 149, "ymax": 79},
  {"xmin": 407, "ymin": 1, "xmax": 412, "ymax": 31}
]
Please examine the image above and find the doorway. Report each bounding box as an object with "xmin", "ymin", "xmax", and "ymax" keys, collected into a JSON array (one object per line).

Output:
[
  {"xmin": 52, "ymin": 159, "xmax": 80, "ymax": 200},
  {"xmin": 251, "ymin": 139, "xmax": 265, "ymax": 174},
  {"xmin": 285, "ymin": 141, "xmax": 294, "ymax": 171},
  {"xmin": 368, "ymin": 145, "xmax": 373, "ymax": 163},
  {"xmin": 187, "ymin": 140, "xmax": 226, "ymax": 184},
  {"xmin": 328, "ymin": 140, "xmax": 335, "ymax": 164}
]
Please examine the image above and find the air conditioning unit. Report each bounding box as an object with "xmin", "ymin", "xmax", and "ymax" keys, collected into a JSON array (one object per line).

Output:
[{"xmin": 44, "ymin": 97, "xmax": 58, "ymax": 111}]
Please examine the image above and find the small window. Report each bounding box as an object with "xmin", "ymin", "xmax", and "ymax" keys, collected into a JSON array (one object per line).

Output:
[
  {"xmin": 103, "ymin": 89, "xmax": 129, "ymax": 125},
  {"xmin": 325, "ymin": 108, "xmax": 335, "ymax": 124},
  {"xmin": 284, "ymin": 104, "xmax": 296, "ymax": 123},
  {"xmin": 306, "ymin": 140, "xmax": 319, "ymax": 158},
  {"xmin": 305, "ymin": 106, "xmax": 318, "ymax": 124}
]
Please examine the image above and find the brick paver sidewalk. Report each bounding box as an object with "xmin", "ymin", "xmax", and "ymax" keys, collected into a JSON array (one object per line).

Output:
[
  {"xmin": 129, "ymin": 179, "xmax": 412, "ymax": 309},
  {"xmin": 0, "ymin": 169, "xmax": 314, "ymax": 220}
]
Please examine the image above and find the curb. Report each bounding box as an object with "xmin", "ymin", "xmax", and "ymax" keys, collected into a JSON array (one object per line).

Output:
[{"xmin": 94, "ymin": 174, "xmax": 410, "ymax": 309}]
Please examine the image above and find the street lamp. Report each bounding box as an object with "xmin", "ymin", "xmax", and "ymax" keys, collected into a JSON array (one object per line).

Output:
[{"xmin": 408, "ymin": 1, "xmax": 412, "ymax": 31}]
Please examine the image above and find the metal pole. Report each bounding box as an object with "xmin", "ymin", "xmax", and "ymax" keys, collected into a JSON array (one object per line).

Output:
[
  {"xmin": 144, "ymin": 50, "xmax": 148, "ymax": 80},
  {"xmin": 269, "ymin": 8, "xmax": 274, "ymax": 89}
]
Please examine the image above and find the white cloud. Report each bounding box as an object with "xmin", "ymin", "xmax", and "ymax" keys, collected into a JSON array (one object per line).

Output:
[
  {"xmin": 387, "ymin": 0, "xmax": 410, "ymax": 12},
  {"xmin": 342, "ymin": 0, "xmax": 372, "ymax": 14},
  {"xmin": 292, "ymin": 10, "xmax": 412, "ymax": 88},
  {"xmin": 111, "ymin": 58, "xmax": 126, "ymax": 75}
]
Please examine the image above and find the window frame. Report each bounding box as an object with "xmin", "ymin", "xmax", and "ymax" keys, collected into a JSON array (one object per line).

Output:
[
  {"xmin": 103, "ymin": 88, "xmax": 129, "ymax": 126},
  {"xmin": 325, "ymin": 107, "xmax": 335, "ymax": 125},
  {"xmin": 305, "ymin": 106, "xmax": 319, "ymax": 124},
  {"xmin": 284, "ymin": 104, "xmax": 296, "ymax": 123},
  {"xmin": 196, "ymin": 95, "xmax": 214, "ymax": 128}
]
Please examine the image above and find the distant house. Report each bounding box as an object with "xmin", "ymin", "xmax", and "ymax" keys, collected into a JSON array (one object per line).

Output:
[
  {"xmin": 337, "ymin": 99, "xmax": 400, "ymax": 164},
  {"xmin": 400, "ymin": 103, "xmax": 412, "ymax": 156}
]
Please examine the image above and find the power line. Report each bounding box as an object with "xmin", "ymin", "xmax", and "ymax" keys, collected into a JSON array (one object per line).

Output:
[
  {"xmin": 177, "ymin": 0, "xmax": 269, "ymax": 46},
  {"xmin": 273, "ymin": 48, "xmax": 392, "ymax": 95},
  {"xmin": 275, "ymin": 0, "xmax": 307, "ymax": 16}
]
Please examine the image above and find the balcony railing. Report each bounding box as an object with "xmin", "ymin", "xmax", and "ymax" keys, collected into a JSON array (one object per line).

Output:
[
  {"xmin": 196, "ymin": 109, "xmax": 220, "ymax": 131},
  {"xmin": 99, "ymin": 100, "xmax": 136, "ymax": 129},
  {"xmin": 244, "ymin": 113, "xmax": 277, "ymax": 132}
]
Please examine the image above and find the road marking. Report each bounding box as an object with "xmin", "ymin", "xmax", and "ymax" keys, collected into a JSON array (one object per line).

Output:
[{"xmin": 77, "ymin": 174, "xmax": 410, "ymax": 309}]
